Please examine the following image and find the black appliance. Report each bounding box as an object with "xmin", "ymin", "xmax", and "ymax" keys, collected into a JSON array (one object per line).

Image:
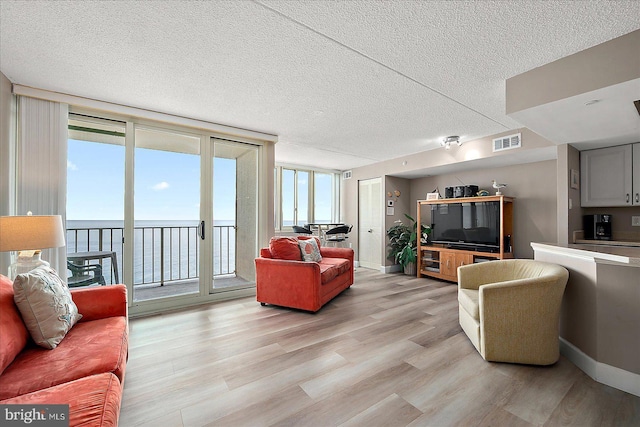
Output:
[
  {"xmin": 454, "ymin": 186, "xmax": 465, "ymax": 198},
  {"xmin": 430, "ymin": 201, "xmax": 500, "ymax": 251},
  {"xmin": 464, "ymin": 185, "xmax": 479, "ymax": 197},
  {"xmin": 444, "ymin": 187, "xmax": 454, "ymax": 198},
  {"xmin": 583, "ymin": 214, "xmax": 612, "ymax": 240}
]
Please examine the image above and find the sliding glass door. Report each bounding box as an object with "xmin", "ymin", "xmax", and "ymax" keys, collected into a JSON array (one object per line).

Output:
[
  {"xmin": 67, "ymin": 112, "xmax": 264, "ymax": 312},
  {"xmin": 211, "ymin": 138, "xmax": 258, "ymax": 292},
  {"xmin": 133, "ymin": 126, "xmax": 202, "ymax": 302}
]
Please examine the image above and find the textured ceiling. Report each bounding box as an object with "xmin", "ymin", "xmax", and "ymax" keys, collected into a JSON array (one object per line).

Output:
[{"xmin": 1, "ymin": 1, "xmax": 639, "ymax": 171}]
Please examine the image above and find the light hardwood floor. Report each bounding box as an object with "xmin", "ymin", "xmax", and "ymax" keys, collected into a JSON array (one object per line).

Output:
[{"xmin": 120, "ymin": 268, "xmax": 640, "ymax": 427}]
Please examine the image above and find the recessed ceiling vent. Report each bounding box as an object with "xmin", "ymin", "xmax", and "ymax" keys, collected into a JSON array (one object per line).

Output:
[
  {"xmin": 493, "ymin": 133, "xmax": 521, "ymax": 152},
  {"xmin": 342, "ymin": 170, "xmax": 352, "ymax": 180}
]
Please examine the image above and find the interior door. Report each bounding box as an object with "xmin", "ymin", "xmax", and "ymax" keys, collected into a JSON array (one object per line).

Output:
[{"xmin": 358, "ymin": 178, "xmax": 382, "ymax": 270}]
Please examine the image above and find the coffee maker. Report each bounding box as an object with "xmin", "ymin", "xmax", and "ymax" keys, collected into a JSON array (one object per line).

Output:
[{"xmin": 583, "ymin": 214, "xmax": 612, "ymax": 240}]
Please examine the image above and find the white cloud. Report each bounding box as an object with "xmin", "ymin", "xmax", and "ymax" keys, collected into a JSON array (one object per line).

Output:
[
  {"xmin": 152, "ymin": 182, "xmax": 170, "ymax": 191},
  {"xmin": 67, "ymin": 160, "xmax": 78, "ymax": 171}
]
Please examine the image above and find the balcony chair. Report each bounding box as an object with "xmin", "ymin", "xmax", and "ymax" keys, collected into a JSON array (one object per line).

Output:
[
  {"xmin": 457, "ymin": 259, "xmax": 569, "ymax": 365},
  {"xmin": 324, "ymin": 224, "xmax": 352, "ymax": 247},
  {"xmin": 67, "ymin": 261, "xmax": 106, "ymax": 288},
  {"xmin": 292, "ymin": 225, "xmax": 313, "ymax": 235}
]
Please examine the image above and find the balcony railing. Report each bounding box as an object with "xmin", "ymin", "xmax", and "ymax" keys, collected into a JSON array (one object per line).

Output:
[{"xmin": 66, "ymin": 225, "xmax": 236, "ymax": 286}]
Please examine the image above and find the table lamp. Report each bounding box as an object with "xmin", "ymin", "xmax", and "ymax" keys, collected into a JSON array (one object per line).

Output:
[{"xmin": 0, "ymin": 214, "xmax": 66, "ymax": 279}]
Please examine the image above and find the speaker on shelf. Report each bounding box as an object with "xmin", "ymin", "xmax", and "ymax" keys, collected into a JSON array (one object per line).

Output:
[{"xmin": 444, "ymin": 187, "xmax": 454, "ymax": 198}]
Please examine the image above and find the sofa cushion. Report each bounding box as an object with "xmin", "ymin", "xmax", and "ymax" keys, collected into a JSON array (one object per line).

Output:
[
  {"xmin": 0, "ymin": 372, "xmax": 122, "ymax": 427},
  {"xmin": 318, "ymin": 264, "xmax": 339, "ymax": 284},
  {"xmin": 458, "ymin": 288, "xmax": 480, "ymax": 321},
  {"xmin": 0, "ymin": 275, "xmax": 29, "ymax": 375},
  {"xmin": 13, "ymin": 266, "xmax": 83, "ymax": 350},
  {"xmin": 298, "ymin": 238, "xmax": 322, "ymax": 262},
  {"xmin": 269, "ymin": 237, "xmax": 302, "ymax": 261},
  {"xmin": 319, "ymin": 257, "xmax": 350, "ymax": 276},
  {"xmin": 0, "ymin": 316, "xmax": 128, "ymax": 400}
]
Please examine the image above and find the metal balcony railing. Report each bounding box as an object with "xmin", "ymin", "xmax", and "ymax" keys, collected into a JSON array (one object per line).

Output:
[{"xmin": 66, "ymin": 225, "xmax": 236, "ymax": 286}]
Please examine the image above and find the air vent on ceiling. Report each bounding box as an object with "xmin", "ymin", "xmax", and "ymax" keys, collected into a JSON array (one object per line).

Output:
[
  {"xmin": 342, "ymin": 170, "xmax": 352, "ymax": 180},
  {"xmin": 493, "ymin": 133, "xmax": 521, "ymax": 152}
]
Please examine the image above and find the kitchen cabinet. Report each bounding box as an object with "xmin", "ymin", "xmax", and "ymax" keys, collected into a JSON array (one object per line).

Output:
[{"xmin": 581, "ymin": 143, "xmax": 638, "ymax": 207}]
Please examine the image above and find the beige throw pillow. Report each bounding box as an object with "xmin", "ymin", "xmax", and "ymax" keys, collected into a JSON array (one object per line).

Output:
[
  {"xmin": 13, "ymin": 266, "xmax": 82, "ymax": 349},
  {"xmin": 298, "ymin": 238, "xmax": 322, "ymax": 262}
]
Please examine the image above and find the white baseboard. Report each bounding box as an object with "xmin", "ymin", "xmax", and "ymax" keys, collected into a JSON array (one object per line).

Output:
[
  {"xmin": 382, "ymin": 264, "xmax": 401, "ymax": 274},
  {"xmin": 560, "ymin": 338, "xmax": 640, "ymax": 397}
]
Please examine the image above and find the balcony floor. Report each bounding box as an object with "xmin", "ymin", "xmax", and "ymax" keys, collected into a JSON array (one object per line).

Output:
[{"xmin": 82, "ymin": 275, "xmax": 254, "ymax": 301}]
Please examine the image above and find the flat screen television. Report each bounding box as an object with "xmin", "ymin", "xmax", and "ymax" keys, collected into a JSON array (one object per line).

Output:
[{"xmin": 430, "ymin": 201, "xmax": 500, "ymax": 251}]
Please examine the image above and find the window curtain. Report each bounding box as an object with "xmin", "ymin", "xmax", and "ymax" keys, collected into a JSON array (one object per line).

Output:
[{"xmin": 16, "ymin": 96, "xmax": 68, "ymax": 277}]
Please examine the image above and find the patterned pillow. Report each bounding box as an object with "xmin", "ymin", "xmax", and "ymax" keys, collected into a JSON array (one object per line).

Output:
[
  {"xmin": 298, "ymin": 238, "xmax": 322, "ymax": 262},
  {"xmin": 13, "ymin": 266, "xmax": 82, "ymax": 349}
]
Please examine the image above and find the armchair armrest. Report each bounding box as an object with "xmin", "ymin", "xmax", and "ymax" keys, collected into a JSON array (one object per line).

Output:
[{"xmin": 71, "ymin": 284, "xmax": 128, "ymax": 322}]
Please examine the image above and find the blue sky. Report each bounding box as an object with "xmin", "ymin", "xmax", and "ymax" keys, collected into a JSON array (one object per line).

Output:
[{"xmin": 67, "ymin": 139, "xmax": 237, "ymax": 222}]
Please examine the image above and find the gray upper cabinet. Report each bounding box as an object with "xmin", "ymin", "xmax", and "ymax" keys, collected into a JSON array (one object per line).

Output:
[
  {"xmin": 634, "ymin": 144, "xmax": 640, "ymax": 205},
  {"xmin": 580, "ymin": 144, "xmax": 635, "ymax": 207}
]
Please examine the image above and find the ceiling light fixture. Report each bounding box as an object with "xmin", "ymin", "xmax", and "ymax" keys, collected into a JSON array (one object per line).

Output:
[{"xmin": 441, "ymin": 136, "xmax": 461, "ymax": 150}]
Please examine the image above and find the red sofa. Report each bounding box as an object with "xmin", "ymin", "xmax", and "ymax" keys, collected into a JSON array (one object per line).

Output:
[
  {"xmin": 0, "ymin": 274, "xmax": 128, "ymax": 427},
  {"xmin": 255, "ymin": 237, "xmax": 354, "ymax": 312}
]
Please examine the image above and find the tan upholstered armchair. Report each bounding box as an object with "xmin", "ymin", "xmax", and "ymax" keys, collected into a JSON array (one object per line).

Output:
[{"xmin": 457, "ymin": 259, "xmax": 569, "ymax": 365}]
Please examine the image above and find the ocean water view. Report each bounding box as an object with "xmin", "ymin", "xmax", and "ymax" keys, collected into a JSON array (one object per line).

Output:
[{"xmin": 66, "ymin": 220, "xmax": 236, "ymax": 285}]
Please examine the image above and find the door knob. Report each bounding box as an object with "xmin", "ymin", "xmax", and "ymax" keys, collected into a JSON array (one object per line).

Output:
[{"xmin": 368, "ymin": 229, "xmax": 373, "ymax": 233}]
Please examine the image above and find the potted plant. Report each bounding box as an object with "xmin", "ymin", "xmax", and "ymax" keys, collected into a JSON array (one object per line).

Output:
[{"xmin": 386, "ymin": 214, "xmax": 431, "ymax": 275}]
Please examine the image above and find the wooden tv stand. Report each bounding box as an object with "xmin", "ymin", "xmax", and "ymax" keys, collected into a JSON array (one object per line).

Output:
[{"xmin": 417, "ymin": 195, "xmax": 514, "ymax": 282}]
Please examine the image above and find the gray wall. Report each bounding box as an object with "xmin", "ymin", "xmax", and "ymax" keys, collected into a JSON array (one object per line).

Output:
[
  {"xmin": 506, "ymin": 30, "xmax": 640, "ymax": 114},
  {"xmin": 0, "ymin": 72, "xmax": 15, "ymax": 273},
  {"xmin": 410, "ymin": 160, "xmax": 557, "ymax": 259},
  {"xmin": 342, "ymin": 128, "xmax": 558, "ymax": 267}
]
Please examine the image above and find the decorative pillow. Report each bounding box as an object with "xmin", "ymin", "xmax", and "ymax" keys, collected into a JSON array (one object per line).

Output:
[
  {"xmin": 297, "ymin": 235, "xmax": 322, "ymax": 248},
  {"xmin": 13, "ymin": 266, "xmax": 82, "ymax": 350},
  {"xmin": 269, "ymin": 237, "xmax": 302, "ymax": 261},
  {"xmin": 298, "ymin": 238, "xmax": 322, "ymax": 262}
]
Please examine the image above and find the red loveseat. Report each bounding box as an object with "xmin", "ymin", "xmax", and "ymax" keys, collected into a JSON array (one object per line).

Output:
[
  {"xmin": 0, "ymin": 274, "xmax": 128, "ymax": 426},
  {"xmin": 255, "ymin": 237, "xmax": 354, "ymax": 312}
]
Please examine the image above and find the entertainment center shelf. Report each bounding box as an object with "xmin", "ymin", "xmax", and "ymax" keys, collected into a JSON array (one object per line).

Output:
[{"xmin": 417, "ymin": 195, "xmax": 514, "ymax": 282}]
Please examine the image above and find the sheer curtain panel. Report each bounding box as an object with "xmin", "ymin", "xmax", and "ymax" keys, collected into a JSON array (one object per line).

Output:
[{"xmin": 16, "ymin": 96, "xmax": 68, "ymax": 276}]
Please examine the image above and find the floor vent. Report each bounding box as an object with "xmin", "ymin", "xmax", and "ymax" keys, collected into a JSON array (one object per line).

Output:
[
  {"xmin": 493, "ymin": 133, "xmax": 521, "ymax": 152},
  {"xmin": 343, "ymin": 170, "xmax": 352, "ymax": 180}
]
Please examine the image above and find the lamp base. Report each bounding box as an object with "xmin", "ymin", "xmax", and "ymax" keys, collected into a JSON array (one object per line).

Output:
[{"xmin": 8, "ymin": 250, "xmax": 49, "ymax": 280}]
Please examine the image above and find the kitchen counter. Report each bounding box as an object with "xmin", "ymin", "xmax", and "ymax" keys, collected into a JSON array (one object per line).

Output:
[
  {"xmin": 532, "ymin": 242, "xmax": 640, "ymax": 266},
  {"xmin": 574, "ymin": 239, "xmax": 640, "ymax": 248},
  {"xmin": 531, "ymin": 242, "xmax": 640, "ymax": 397}
]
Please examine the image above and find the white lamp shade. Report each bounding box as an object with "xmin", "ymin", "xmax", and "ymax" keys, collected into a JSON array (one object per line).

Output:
[{"xmin": 0, "ymin": 215, "xmax": 66, "ymax": 252}]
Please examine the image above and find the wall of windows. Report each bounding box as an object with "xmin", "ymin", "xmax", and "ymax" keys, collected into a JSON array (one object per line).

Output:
[{"xmin": 275, "ymin": 166, "xmax": 340, "ymax": 230}]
